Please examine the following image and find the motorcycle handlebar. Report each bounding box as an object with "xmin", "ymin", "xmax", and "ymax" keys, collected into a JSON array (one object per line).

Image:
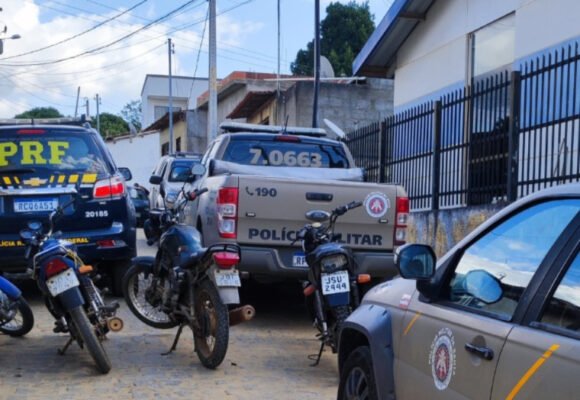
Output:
[
  {"xmin": 186, "ymin": 187, "xmax": 208, "ymax": 201},
  {"xmin": 334, "ymin": 200, "xmax": 363, "ymax": 216}
]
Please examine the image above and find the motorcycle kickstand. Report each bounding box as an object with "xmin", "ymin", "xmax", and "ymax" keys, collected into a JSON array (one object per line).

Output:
[
  {"xmin": 161, "ymin": 323, "xmax": 186, "ymax": 356},
  {"xmin": 57, "ymin": 337, "xmax": 75, "ymax": 356},
  {"xmin": 309, "ymin": 340, "xmax": 326, "ymax": 367}
]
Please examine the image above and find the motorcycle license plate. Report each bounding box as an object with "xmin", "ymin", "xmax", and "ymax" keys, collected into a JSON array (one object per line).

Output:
[
  {"xmin": 292, "ymin": 252, "xmax": 308, "ymax": 268},
  {"xmin": 321, "ymin": 271, "xmax": 350, "ymax": 295},
  {"xmin": 214, "ymin": 270, "xmax": 241, "ymax": 287},
  {"xmin": 46, "ymin": 269, "xmax": 79, "ymax": 296}
]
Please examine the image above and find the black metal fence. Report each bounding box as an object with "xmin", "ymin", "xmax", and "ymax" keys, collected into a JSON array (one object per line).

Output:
[{"xmin": 346, "ymin": 42, "xmax": 580, "ymax": 210}]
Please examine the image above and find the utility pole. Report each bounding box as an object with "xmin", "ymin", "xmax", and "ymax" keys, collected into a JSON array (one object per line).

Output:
[
  {"xmin": 85, "ymin": 97, "xmax": 90, "ymax": 119},
  {"xmin": 74, "ymin": 86, "xmax": 80, "ymax": 118},
  {"xmin": 168, "ymin": 38, "xmax": 174, "ymax": 153},
  {"xmin": 94, "ymin": 94, "xmax": 101, "ymax": 134},
  {"xmin": 208, "ymin": 0, "xmax": 217, "ymax": 143},
  {"xmin": 312, "ymin": 0, "xmax": 320, "ymax": 128}
]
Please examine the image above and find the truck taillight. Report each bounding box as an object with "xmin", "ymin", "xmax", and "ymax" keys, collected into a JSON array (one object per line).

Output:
[
  {"xmin": 93, "ymin": 176, "xmax": 125, "ymax": 199},
  {"xmin": 217, "ymin": 187, "xmax": 238, "ymax": 238},
  {"xmin": 394, "ymin": 197, "xmax": 409, "ymax": 245}
]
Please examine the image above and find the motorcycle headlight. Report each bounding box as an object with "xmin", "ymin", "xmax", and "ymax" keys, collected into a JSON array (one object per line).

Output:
[{"xmin": 320, "ymin": 254, "xmax": 347, "ymax": 273}]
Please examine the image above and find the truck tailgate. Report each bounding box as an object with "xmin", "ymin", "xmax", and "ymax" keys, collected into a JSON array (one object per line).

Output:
[{"xmin": 236, "ymin": 175, "xmax": 399, "ymax": 250}]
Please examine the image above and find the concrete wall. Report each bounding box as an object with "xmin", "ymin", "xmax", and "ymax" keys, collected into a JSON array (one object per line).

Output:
[
  {"xmin": 105, "ymin": 131, "xmax": 160, "ymax": 187},
  {"xmin": 408, "ymin": 203, "xmax": 505, "ymax": 257},
  {"xmin": 278, "ymin": 78, "xmax": 394, "ymax": 133},
  {"xmin": 186, "ymin": 110, "xmax": 208, "ymax": 154},
  {"xmin": 159, "ymin": 120, "xmax": 187, "ymax": 153},
  {"xmin": 393, "ymin": 0, "xmax": 580, "ymax": 108}
]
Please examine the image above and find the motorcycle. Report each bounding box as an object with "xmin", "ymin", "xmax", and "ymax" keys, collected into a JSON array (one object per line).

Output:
[
  {"xmin": 122, "ymin": 164, "xmax": 255, "ymax": 369},
  {"xmin": 0, "ymin": 275, "xmax": 34, "ymax": 337},
  {"xmin": 19, "ymin": 198, "xmax": 123, "ymax": 374},
  {"xmin": 296, "ymin": 200, "xmax": 371, "ymax": 365}
]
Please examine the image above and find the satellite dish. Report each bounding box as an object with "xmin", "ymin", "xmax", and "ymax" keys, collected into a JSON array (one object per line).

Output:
[
  {"xmin": 320, "ymin": 56, "xmax": 335, "ymax": 78},
  {"xmin": 323, "ymin": 118, "xmax": 346, "ymax": 139}
]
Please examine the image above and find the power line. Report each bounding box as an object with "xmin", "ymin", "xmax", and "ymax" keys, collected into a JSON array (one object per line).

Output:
[
  {"xmin": 0, "ymin": 0, "xmax": 201, "ymax": 67},
  {"xmin": 1, "ymin": 0, "xmax": 148, "ymax": 60}
]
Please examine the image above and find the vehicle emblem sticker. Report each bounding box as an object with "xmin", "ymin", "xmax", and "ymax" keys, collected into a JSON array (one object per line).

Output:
[
  {"xmin": 399, "ymin": 294, "xmax": 411, "ymax": 309},
  {"xmin": 429, "ymin": 328, "xmax": 456, "ymax": 390},
  {"xmin": 364, "ymin": 192, "xmax": 390, "ymax": 218}
]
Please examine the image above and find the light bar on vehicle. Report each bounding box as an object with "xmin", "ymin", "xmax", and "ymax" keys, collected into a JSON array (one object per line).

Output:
[{"xmin": 219, "ymin": 121, "xmax": 327, "ymax": 137}]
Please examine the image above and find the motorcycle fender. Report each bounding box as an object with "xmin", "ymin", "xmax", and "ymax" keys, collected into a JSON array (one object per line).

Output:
[
  {"xmin": 57, "ymin": 287, "xmax": 85, "ymax": 311},
  {"xmin": 0, "ymin": 276, "xmax": 22, "ymax": 299},
  {"xmin": 132, "ymin": 256, "xmax": 155, "ymax": 270},
  {"xmin": 207, "ymin": 266, "xmax": 240, "ymax": 305},
  {"xmin": 326, "ymin": 292, "xmax": 350, "ymax": 307}
]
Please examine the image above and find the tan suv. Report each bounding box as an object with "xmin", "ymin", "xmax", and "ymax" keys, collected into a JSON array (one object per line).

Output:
[{"xmin": 338, "ymin": 183, "xmax": 580, "ymax": 400}]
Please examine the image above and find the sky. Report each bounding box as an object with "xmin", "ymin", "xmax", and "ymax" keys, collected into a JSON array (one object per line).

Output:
[{"xmin": 0, "ymin": 0, "xmax": 394, "ymax": 119}]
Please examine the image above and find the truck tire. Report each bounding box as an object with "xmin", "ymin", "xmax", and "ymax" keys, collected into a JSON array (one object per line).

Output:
[
  {"xmin": 337, "ymin": 346, "xmax": 378, "ymax": 400},
  {"xmin": 69, "ymin": 305, "xmax": 111, "ymax": 374}
]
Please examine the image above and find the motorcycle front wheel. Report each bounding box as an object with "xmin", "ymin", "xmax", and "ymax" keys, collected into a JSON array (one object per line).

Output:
[
  {"xmin": 69, "ymin": 305, "xmax": 111, "ymax": 374},
  {"xmin": 193, "ymin": 278, "xmax": 229, "ymax": 369},
  {"xmin": 0, "ymin": 295, "xmax": 34, "ymax": 337},
  {"xmin": 122, "ymin": 263, "xmax": 178, "ymax": 329}
]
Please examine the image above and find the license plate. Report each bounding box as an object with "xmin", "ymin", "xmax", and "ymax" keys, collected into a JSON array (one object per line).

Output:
[
  {"xmin": 14, "ymin": 197, "xmax": 58, "ymax": 213},
  {"xmin": 292, "ymin": 252, "xmax": 308, "ymax": 268},
  {"xmin": 214, "ymin": 270, "xmax": 241, "ymax": 287},
  {"xmin": 321, "ymin": 270, "xmax": 350, "ymax": 295},
  {"xmin": 46, "ymin": 269, "xmax": 79, "ymax": 296}
]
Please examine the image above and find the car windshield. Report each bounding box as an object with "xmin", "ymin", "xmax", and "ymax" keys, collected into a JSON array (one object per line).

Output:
[
  {"xmin": 223, "ymin": 138, "xmax": 350, "ymax": 168},
  {"xmin": 168, "ymin": 161, "xmax": 197, "ymax": 182},
  {"xmin": 0, "ymin": 129, "xmax": 108, "ymax": 174}
]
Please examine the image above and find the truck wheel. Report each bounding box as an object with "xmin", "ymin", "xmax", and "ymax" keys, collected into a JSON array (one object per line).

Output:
[{"xmin": 338, "ymin": 346, "xmax": 378, "ymax": 400}]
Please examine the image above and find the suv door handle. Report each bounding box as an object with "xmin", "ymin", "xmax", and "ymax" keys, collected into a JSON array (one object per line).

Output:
[{"xmin": 464, "ymin": 342, "xmax": 494, "ymax": 360}]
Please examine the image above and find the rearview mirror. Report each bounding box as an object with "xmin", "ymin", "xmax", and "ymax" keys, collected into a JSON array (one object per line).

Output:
[
  {"xmin": 191, "ymin": 163, "xmax": 206, "ymax": 176},
  {"xmin": 149, "ymin": 175, "xmax": 162, "ymax": 185},
  {"xmin": 395, "ymin": 244, "xmax": 436, "ymax": 280},
  {"xmin": 119, "ymin": 167, "xmax": 132, "ymax": 181}
]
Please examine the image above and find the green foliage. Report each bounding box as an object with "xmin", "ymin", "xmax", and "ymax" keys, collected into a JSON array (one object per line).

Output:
[
  {"xmin": 14, "ymin": 107, "xmax": 64, "ymax": 119},
  {"xmin": 99, "ymin": 112, "xmax": 129, "ymax": 138},
  {"xmin": 291, "ymin": 1, "xmax": 375, "ymax": 76},
  {"xmin": 119, "ymin": 100, "xmax": 142, "ymax": 131}
]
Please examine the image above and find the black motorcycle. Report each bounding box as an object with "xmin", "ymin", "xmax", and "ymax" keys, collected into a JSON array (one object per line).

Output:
[
  {"xmin": 122, "ymin": 165, "xmax": 255, "ymax": 369},
  {"xmin": 297, "ymin": 200, "xmax": 370, "ymax": 365},
  {"xmin": 19, "ymin": 198, "xmax": 123, "ymax": 374}
]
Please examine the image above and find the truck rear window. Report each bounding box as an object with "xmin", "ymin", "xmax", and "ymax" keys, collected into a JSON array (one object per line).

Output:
[
  {"xmin": 0, "ymin": 130, "xmax": 108, "ymax": 174},
  {"xmin": 223, "ymin": 139, "xmax": 349, "ymax": 168}
]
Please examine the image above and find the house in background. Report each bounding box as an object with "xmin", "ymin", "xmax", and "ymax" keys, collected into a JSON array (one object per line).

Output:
[{"xmin": 140, "ymin": 74, "xmax": 209, "ymax": 129}]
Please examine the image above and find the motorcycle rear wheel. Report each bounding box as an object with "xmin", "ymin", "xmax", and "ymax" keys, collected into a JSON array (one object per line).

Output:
[
  {"xmin": 0, "ymin": 295, "xmax": 34, "ymax": 337},
  {"xmin": 69, "ymin": 306, "xmax": 111, "ymax": 374},
  {"xmin": 193, "ymin": 278, "xmax": 229, "ymax": 369},
  {"xmin": 122, "ymin": 263, "xmax": 178, "ymax": 329}
]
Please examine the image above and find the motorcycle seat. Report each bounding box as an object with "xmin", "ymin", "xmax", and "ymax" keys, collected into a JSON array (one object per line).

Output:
[{"xmin": 180, "ymin": 248, "xmax": 209, "ymax": 270}]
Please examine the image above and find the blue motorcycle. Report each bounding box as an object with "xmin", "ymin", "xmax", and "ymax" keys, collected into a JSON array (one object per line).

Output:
[
  {"xmin": 0, "ymin": 275, "xmax": 34, "ymax": 337},
  {"xmin": 19, "ymin": 198, "xmax": 123, "ymax": 374}
]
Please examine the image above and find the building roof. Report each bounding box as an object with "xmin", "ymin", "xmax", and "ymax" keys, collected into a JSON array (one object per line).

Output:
[
  {"xmin": 226, "ymin": 91, "xmax": 276, "ymax": 119},
  {"xmin": 352, "ymin": 0, "xmax": 436, "ymax": 78},
  {"xmin": 143, "ymin": 109, "xmax": 187, "ymax": 132}
]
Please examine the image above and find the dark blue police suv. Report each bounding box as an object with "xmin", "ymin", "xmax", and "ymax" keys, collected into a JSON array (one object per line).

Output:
[{"xmin": 0, "ymin": 118, "xmax": 136, "ymax": 295}]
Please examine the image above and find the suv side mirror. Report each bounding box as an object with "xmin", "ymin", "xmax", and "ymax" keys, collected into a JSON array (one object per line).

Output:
[
  {"xmin": 119, "ymin": 167, "xmax": 132, "ymax": 181},
  {"xmin": 149, "ymin": 175, "xmax": 162, "ymax": 185},
  {"xmin": 394, "ymin": 244, "xmax": 436, "ymax": 280}
]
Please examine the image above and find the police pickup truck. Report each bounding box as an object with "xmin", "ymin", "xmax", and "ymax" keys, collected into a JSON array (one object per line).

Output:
[{"xmin": 182, "ymin": 122, "xmax": 408, "ymax": 283}]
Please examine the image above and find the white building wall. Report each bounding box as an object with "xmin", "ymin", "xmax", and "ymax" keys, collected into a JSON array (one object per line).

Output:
[
  {"xmin": 393, "ymin": 0, "xmax": 579, "ymax": 108},
  {"xmin": 141, "ymin": 75, "xmax": 208, "ymax": 128},
  {"xmin": 106, "ymin": 132, "xmax": 160, "ymax": 187}
]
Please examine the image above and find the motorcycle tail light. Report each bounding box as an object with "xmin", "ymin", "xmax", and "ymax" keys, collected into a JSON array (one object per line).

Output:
[
  {"xmin": 93, "ymin": 176, "xmax": 125, "ymax": 199},
  {"xmin": 45, "ymin": 258, "xmax": 69, "ymax": 277},
  {"xmin": 394, "ymin": 197, "xmax": 409, "ymax": 246},
  {"xmin": 217, "ymin": 187, "xmax": 238, "ymax": 238},
  {"xmin": 213, "ymin": 252, "xmax": 240, "ymax": 269}
]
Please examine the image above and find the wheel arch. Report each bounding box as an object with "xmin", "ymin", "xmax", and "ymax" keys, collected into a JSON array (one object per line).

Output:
[{"xmin": 338, "ymin": 303, "xmax": 396, "ymax": 400}]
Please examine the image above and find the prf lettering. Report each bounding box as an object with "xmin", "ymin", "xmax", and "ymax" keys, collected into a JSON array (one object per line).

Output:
[{"xmin": 0, "ymin": 141, "xmax": 70, "ymax": 166}]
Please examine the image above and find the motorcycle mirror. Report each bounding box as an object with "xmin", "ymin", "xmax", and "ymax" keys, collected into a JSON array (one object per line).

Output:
[
  {"xmin": 27, "ymin": 221, "xmax": 42, "ymax": 230},
  {"xmin": 19, "ymin": 229, "xmax": 34, "ymax": 240},
  {"xmin": 305, "ymin": 210, "xmax": 330, "ymax": 222}
]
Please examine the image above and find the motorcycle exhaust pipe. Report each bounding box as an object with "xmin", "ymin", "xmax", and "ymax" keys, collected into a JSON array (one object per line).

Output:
[
  {"xmin": 107, "ymin": 317, "xmax": 124, "ymax": 332},
  {"xmin": 229, "ymin": 305, "xmax": 256, "ymax": 327}
]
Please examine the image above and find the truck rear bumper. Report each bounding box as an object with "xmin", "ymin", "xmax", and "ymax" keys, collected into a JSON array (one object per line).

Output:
[{"xmin": 239, "ymin": 246, "xmax": 398, "ymax": 281}]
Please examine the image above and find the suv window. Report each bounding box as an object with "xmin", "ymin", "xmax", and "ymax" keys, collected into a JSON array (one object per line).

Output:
[
  {"xmin": 0, "ymin": 130, "xmax": 109, "ymax": 174},
  {"xmin": 446, "ymin": 199, "xmax": 580, "ymax": 319},
  {"xmin": 222, "ymin": 138, "xmax": 349, "ymax": 168},
  {"xmin": 540, "ymin": 249, "xmax": 580, "ymax": 334}
]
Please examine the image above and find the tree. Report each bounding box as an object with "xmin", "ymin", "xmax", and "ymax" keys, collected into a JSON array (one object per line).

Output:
[
  {"xmin": 120, "ymin": 100, "xmax": 142, "ymax": 131},
  {"xmin": 14, "ymin": 107, "xmax": 63, "ymax": 119},
  {"xmin": 291, "ymin": 1, "xmax": 375, "ymax": 77},
  {"xmin": 99, "ymin": 112, "xmax": 129, "ymax": 138}
]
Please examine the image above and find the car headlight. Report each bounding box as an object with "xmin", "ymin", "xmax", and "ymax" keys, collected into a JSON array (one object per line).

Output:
[{"xmin": 320, "ymin": 254, "xmax": 347, "ymax": 273}]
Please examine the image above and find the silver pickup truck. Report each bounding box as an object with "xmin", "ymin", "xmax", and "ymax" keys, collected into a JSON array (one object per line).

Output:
[{"xmin": 183, "ymin": 122, "xmax": 409, "ymax": 283}]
